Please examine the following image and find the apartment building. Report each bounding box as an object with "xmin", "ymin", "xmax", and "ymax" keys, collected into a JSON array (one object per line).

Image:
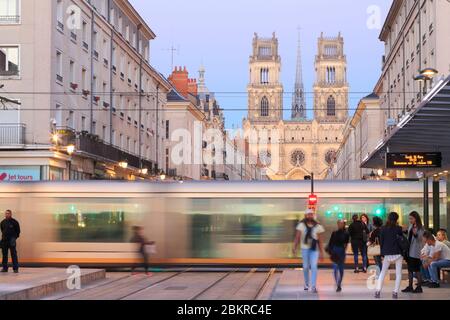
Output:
[
  {"xmin": 327, "ymin": 94, "xmax": 384, "ymax": 180},
  {"xmin": 375, "ymin": 0, "xmax": 450, "ymax": 132},
  {"xmin": 0, "ymin": 0, "xmax": 171, "ymax": 181}
]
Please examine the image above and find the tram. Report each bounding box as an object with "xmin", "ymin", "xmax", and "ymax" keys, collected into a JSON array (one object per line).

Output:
[{"xmin": 0, "ymin": 180, "xmax": 446, "ymax": 266}]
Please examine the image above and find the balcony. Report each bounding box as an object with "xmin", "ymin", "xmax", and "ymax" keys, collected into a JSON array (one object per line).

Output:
[
  {"xmin": 0, "ymin": 15, "xmax": 20, "ymax": 24},
  {"xmin": 77, "ymin": 133, "xmax": 153, "ymax": 170},
  {"xmin": 0, "ymin": 124, "xmax": 25, "ymax": 146}
]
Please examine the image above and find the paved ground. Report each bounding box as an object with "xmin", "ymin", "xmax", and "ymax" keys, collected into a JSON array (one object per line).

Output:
[
  {"xmin": 45, "ymin": 268, "xmax": 280, "ymax": 300},
  {"xmin": 2, "ymin": 268, "xmax": 449, "ymax": 300},
  {"xmin": 0, "ymin": 268, "xmax": 105, "ymax": 300},
  {"xmin": 272, "ymin": 269, "xmax": 450, "ymax": 300}
]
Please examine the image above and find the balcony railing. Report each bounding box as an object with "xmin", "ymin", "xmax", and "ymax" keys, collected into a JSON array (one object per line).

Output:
[
  {"xmin": 0, "ymin": 15, "xmax": 20, "ymax": 24},
  {"xmin": 0, "ymin": 124, "xmax": 25, "ymax": 146},
  {"xmin": 77, "ymin": 134, "xmax": 154, "ymax": 170}
]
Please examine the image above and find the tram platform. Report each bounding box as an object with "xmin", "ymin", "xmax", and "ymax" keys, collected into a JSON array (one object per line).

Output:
[
  {"xmin": 271, "ymin": 269, "xmax": 450, "ymax": 300},
  {"xmin": 0, "ymin": 268, "xmax": 105, "ymax": 300}
]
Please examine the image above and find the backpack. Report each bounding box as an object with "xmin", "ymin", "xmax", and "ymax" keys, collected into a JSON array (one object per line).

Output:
[{"xmin": 396, "ymin": 234, "xmax": 410, "ymax": 258}]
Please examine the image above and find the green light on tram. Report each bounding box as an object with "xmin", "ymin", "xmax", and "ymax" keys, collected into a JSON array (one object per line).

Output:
[
  {"xmin": 338, "ymin": 213, "xmax": 344, "ymax": 219},
  {"xmin": 334, "ymin": 206, "xmax": 339, "ymax": 211}
]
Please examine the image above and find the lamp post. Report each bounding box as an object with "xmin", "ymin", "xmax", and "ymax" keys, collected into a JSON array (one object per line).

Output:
[{"xmin": 414, "ymin": 68, "xmax": 439, "ymax": 97}]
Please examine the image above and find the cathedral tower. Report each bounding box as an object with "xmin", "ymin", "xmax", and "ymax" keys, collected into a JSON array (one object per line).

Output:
[
  {"xmin": 247, "ymin": 33, "xmax": 283, "ymax": 123},
  {"xmin": 292, "ymin": 30, "xmax": 307, "ymax": 120},
  {"xmin": 313, "ymin": 32, "xmax": 349, "ymax": 122}
]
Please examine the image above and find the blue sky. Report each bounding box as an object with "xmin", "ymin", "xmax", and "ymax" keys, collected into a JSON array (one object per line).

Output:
[{"xmin": 130, "ymin": 0, "xmax": 392, "ymax": 129}]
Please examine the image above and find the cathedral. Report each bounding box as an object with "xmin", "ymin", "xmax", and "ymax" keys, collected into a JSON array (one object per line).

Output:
[{"xmin": 243, "ymin": 32, "xmax": 349, "ymax": 180}]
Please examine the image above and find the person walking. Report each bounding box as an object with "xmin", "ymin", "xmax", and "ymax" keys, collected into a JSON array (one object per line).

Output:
[
  {"xmin": 292, "ymin": 209, "xmax": 325, "ymax": 294},
  {"xmin": 402, "ymin": 211, "xmax": 425, "ymax": 294},
  {"xmin": 327, "ymin": 219, "xmax": 349, "ymax": 292},
  {"xmin": 375, "ymin": 212, "xmax": 404, "ymax": 300},
  {"xmin": 368, "ymin": 216, "xmax": 383, "ymax": 271},
  {"xmin": 348, "ymin": 215, "xmax": 367, "ymax": 273},
  {"xmin": 130, "ymin": 226, "xmax": 155, "ymax": 276},
  {"xmin": 1, "ymin": 210, "xmax": 21, "ymax": 273}
]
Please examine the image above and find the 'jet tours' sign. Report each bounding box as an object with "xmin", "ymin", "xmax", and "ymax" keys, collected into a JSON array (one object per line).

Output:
[
  {"xmin": 0, "ymin": 166, "xmax": 41, "ymax": 182},
  {"xmin": 386, "ymin": 152, "xmax": 442, "ymax": 169}
]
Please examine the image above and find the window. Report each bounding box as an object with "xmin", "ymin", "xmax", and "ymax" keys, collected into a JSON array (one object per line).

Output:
[
  {"xmin": 260, "ymin": 68, "xmax": 269, "ymax": 84},
  {"xmin": 55, "ymin": 103, "xmax": 62, "ymax": 127},
  {"xmin": 81, "ymin": 68, "xmax": 87, "ymax": 91},
  {"xmin": 327, "ymin": 96, "xmax": 336, "ymax": 116},
  {"xmin": 102, "ymin": 125, "xmax": 107, "ymax": 141},
  {"xmin": 81, "ymin": 116, "xmax": 87, "ymax": 131},
  {"xmin": 68, "ymin": 110, "xmax": 74, "ymax": 128},
  {"xmin": 69, "ymin": 60, "xmax": 75, "ymax": 83},
  {"xmin": 0, "ymin": 0, "xmax": 20, "ymax": 23},
  {"xmin": 165, "ymin": 120, "xmax": 170, "ymax": 139},
  {"xmin": 0, "ymin": 46, "xmax": 19, "ymax": 76},
  {"xmin": 260, "ymin": 96, "xmax": 269, "ymax": 117},
  {"xmin": 56, "ymin": 50, "xmax": 63, "ymax": 82},
  {"xmin": 56, "ymin": 0, "xmax": 63, "ymax": 25}
]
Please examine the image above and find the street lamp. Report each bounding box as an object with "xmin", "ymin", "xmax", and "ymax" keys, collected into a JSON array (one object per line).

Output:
[
  {"xmin": 139, "ymin": 168, "xmax": 148, "ymax": 175},
  {"xmin": 420, "ymin": 68, "xmax": 438, "ymax": 78},
  {"xmin": 377, "ymin": 169, "xmax": 384, "ymax": 177},
  {"xmin": 66, "ymin": 145, "xmax": 76, "ymax": 155},
  {"xmin": 414, "ymin": 68, "xmax": 439, "ymax": 96},
  {"xmin": 118, "ymin": 160, "xmax": 128, "ymax": 169}
]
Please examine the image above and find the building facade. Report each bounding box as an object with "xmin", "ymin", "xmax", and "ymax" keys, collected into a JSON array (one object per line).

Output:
[
  {"xmin": 0, "ymin": 0, "xmax": 171, "ymax": 181},
  {"xmin": 243, "ymin": 32, "xmax": 348, "ymax": 180},
  {"xmin": 327, "ymin": 94, "xmax": 384, "ymax": 180},
  {"xmin": 166, "ymin": 66, "xmax": 261, "ymax": 181},
  {"xmin": 375, "ymin": 0, "xmax": 450, "ymax": 135}
]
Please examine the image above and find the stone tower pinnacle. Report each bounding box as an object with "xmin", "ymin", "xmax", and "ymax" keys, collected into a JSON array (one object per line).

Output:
[{"xmin": 292, "ymin": 29, "xmax": 306, "ymax": 120}]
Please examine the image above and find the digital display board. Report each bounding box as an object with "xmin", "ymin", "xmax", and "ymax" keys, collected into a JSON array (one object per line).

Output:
[{"xmin": 386, "ymin": 152, "xmax": 442, "ymax": 169}]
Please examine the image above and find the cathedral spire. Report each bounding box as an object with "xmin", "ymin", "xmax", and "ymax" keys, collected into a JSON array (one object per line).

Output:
[{"xmin": 292, "ymin": 28, "xmax": 307, "ymax": 120}]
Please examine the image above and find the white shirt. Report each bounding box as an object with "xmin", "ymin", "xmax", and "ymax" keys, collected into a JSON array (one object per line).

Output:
[
  {"xmin": 429, "ymin": 241, "xmax": 450, "ymax": 260},
  {"xmin": 296, "ymin": 221, "xmax": 325, "ymax": 250}
]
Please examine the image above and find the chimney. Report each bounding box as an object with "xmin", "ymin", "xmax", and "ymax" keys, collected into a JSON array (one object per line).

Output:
[
  {"xmin": 187, "ymin": 78, "xmax": 198, "ymax": 97},
  {"xmin": 168, "ymin": 66, "xmax": 189, "ymax": 97}
]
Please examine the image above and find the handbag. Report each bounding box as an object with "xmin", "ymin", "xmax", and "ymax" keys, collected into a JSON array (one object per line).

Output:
[
  {"xmin": 367, "ymin": 239, "xmax": 381, "ymax": 257},
  {"xmin": 145, "ymin": 244, "xmax": 157, "ymax": 255}
]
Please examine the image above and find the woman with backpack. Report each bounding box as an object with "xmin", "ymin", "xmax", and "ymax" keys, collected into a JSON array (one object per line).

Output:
[
  {"xmin": 375, "ymin": 212, "xmax": 405, "ymax": 299},
  {"xmin": 292, "ymin": 209, "xmax": 325, "ymax": 294},
  {"xmin": 402, "ymin": 211, "xmax": 425, "ymax": 294}
]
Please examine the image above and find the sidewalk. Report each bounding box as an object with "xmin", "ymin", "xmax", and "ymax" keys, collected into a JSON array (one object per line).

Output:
[
  {"xmin": 0, "ymin": 268, "xmax": 105, "ymax": 300},
  {"xmin": 271, "ymin": 269, "xmax": 450, "ymax": 300}
]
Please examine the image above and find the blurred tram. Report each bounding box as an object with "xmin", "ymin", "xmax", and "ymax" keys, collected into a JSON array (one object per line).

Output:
[{"xmin": 0, "ymin": 180, "xmax": 446, "ymax": 267}]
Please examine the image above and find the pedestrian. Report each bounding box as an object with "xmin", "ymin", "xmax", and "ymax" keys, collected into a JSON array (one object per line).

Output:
[
  {"xmin": 292, "ymin": 209, "xmax": 325, "ymax": 294},
  {"xmin": 130, "ymin": 226, "xmax": 155, "ymax": 276},
  {"xmin": 327, "ymin": 219, "xmax": 349, "ymax": 292},
  {"xmin": 1, "ymin": 209, "xmax": 21, "ymax": 273},
  {"xmin": 360, "ymin": 214, "xmax": 371, "ymax": 270},
  {"xmin": 422, "ymin": 230, "xmax": 450, "ymax": 288},
  {"xmin": 368, "ymin": 216, "xmax": 383, "ymax": 271},
  {"xmin": 402, "ymin": 211, "xmax": 425, "ymax": 294},
  {"xmin": 348, "ymin": 214, "xmax": 367, "ymax": 273},
  {"xmin": 436, "ymin": 229, "xmax": 450, "ymax": 248},
  {"xmin": 375, "ymin": 212, "xmax": 404, "ymax": 300}
]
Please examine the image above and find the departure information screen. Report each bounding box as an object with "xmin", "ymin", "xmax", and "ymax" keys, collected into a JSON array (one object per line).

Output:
[{"xmin": 386, "ymin": 152, "xmax": 442, "ymax": 168}]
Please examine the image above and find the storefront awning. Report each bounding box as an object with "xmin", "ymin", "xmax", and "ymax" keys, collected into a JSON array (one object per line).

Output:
[{"xmin": 361, "ymin": 75, "xmax": 450, "ymax": 171}]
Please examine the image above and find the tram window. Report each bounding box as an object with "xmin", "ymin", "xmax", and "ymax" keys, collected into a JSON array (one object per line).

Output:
[{"xmin": 56, "ymin": 211, "xmax": 126, "ymax": 242}]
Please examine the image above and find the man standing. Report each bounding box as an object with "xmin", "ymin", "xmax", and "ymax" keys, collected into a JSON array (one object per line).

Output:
[
  {"xmin": 348, "ymin": 215, "xmax": 367, "ymax": 273},
  {"xmin": 1, "ymin": 210, "xmax": 21, "ymax": 273}
]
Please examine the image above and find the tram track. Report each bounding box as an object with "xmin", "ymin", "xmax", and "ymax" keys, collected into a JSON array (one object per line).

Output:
[
  {"xmin": 254, "ymin": 268, "xmax": 277, "ymax": 300},
  {"xmin": 191, "ymin": 269, "xmax": 239, "ymax": 300},
  {"xmin": 118, "ymin": 268, "xmax": 192, "ymax": 300}
]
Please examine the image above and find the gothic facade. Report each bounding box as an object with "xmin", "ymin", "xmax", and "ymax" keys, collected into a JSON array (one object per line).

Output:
[{"xmin": 243, "ymin": 32, "xmax": 349, "ymax": 180}]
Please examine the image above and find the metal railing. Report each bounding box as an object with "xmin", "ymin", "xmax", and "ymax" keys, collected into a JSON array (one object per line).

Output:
[
  {"xmin": 0, "ymin": 15, "xmax": 20, "ymax": 24},
  {"xmin": 0, "ymin": 124, "xmax": 25, "ymax": 146}
]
